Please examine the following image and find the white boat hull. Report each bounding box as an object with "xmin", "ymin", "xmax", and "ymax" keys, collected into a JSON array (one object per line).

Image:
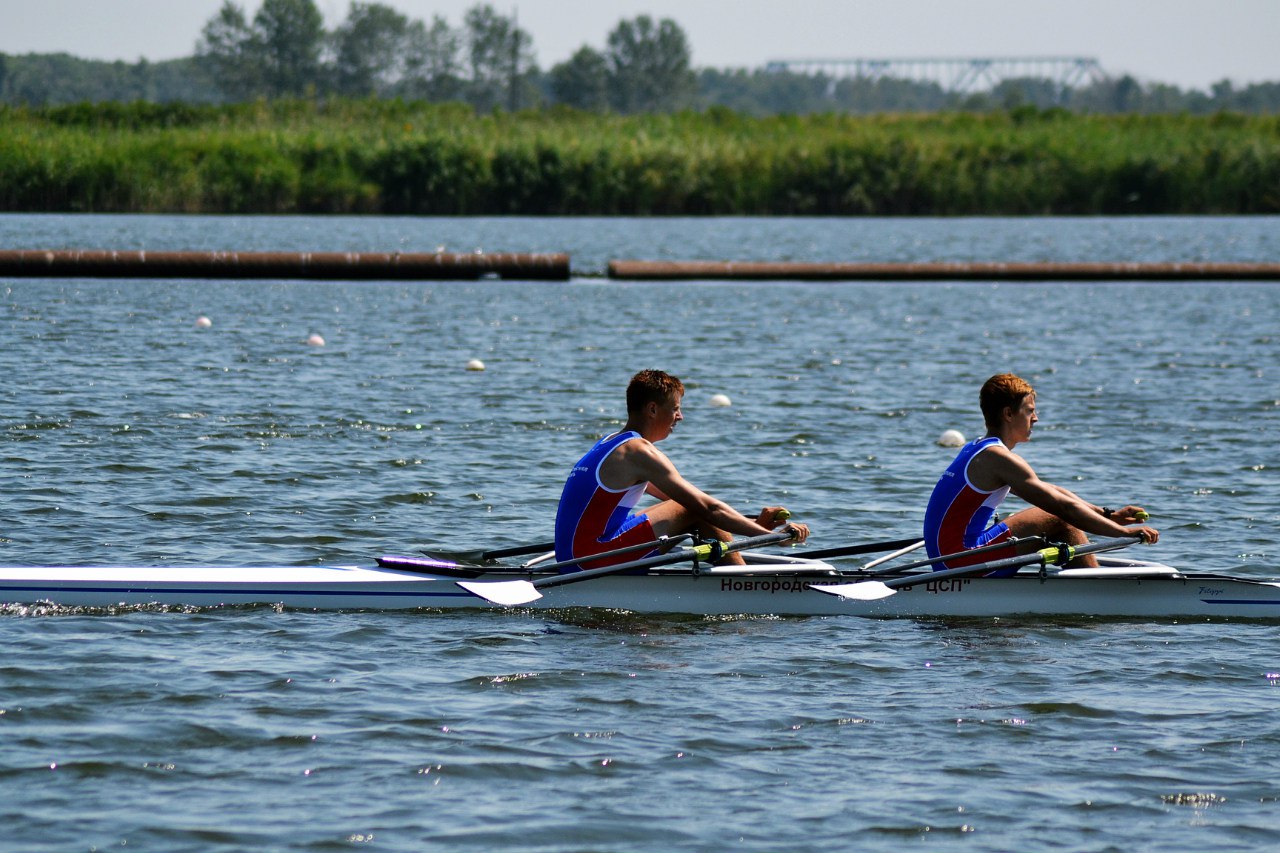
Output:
[{"xmin": 4, "ymin": 555, "xmax": 1280, "ymax": 619}]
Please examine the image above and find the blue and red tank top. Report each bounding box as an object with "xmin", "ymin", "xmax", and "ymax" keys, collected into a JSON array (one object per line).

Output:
[
  {"xmin": 923, "ymin": 436, "xmax": 1012, "ymax": 569},
  {"xmin": 554, "ymin": 431, "xmax": 653, "ymax": 570}
]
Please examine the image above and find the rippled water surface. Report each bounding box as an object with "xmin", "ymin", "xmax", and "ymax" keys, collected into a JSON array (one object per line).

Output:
[{"xmin": 2, "ymin": 214, "xmax": 1279, "ymax": 851}]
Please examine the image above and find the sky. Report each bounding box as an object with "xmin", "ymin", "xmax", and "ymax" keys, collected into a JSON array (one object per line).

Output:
[{"xmin": 1, "ymin": 0, "xmax": 1276, "ymax": 92}]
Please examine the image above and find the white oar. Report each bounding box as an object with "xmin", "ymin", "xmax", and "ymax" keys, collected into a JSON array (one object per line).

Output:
[
  {"xmin": 457, "ymin": 530, "xmax": 798, "ymax": 607},
  {"xmin": 813, "ymin": 535, "xmax": 1145, "ymax": 602},
  {"xmin": 855, "ymin": 535, "xmax": 1048, "ymax": 578},
  {"xmin": 861, "ymin": 539, "xmax": 926, "ymax": 571},
  {"xmin": 519, "ymin": 533, "xmax": 693, "ymax": 571}
]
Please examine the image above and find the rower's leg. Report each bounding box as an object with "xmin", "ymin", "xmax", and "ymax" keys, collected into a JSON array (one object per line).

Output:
[
  {"xmin": 1005, "ymin": 508, "xmax": 1096, "ymax": 568},
  {"xmin": 646, "ymin": 501, "xmax": 745, "ymax": 565}
]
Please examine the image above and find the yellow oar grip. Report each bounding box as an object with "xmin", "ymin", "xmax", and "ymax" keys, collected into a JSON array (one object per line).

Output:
[
  {"xmin": 1037, "ymin": 545, "xmax": 1077, "ymax": 565},
  {"xmin": 774, "ymin": 509, "xmax": 791, "ymax": 522}
]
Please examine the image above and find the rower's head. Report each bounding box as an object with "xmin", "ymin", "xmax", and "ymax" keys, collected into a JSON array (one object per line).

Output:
[
  {"xmin": 627, "ymin": 369, "xmax": 685, "ymax": 439},
  {"xmin": 981, "ymin": 373, "xmax": 1036, "ymax": 433}
]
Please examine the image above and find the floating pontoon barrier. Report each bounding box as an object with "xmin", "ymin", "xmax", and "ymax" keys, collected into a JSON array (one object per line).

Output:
[
  {"xmin": 607, "ymin": 260, "xmax": 1280, "ymax": 281},
  {"xmin": 0, "ymin": 250, "xmax": 570, "ymax": 281}
]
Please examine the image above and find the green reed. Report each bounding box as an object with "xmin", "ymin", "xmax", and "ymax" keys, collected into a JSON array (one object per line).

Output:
[{"xmin": 1, "ymin": 101, "xmax": 1277, "ymax": 215}]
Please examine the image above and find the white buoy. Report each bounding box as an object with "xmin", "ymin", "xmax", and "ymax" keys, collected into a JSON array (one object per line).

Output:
[
  {"xmin": 937, "ymin": 429, "xmax": 965, "ymax": 447},
  {"xmin": 709, "ymin": 393, "xmax": 732, "ymax": 408},
  {"xmin": 306, "ymin": 333, "xmax": 325, "ymax": 347},
  {"xmin": 194, "ymin": 316, "xmax": 212, "ymax": 329},
  {"xmin": 465, "ymin": 359, "xmax": 486, "ymax": 371}
]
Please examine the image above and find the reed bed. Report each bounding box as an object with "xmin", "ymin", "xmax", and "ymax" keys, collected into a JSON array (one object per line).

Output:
[{"xmin": 2, "ymin": 101, "xmax": 1277, "ymax": 215}]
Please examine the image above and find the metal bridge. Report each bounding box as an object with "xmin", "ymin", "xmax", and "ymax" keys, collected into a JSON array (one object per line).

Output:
[{"xmin": 763, "ymin": 57, "xmax": 1108, "ymax": 93}]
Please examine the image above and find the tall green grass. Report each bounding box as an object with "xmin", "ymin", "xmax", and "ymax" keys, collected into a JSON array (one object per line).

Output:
[{"xmin": 1, "ymin": 100, "xmax": 1277, "ymax": 215}]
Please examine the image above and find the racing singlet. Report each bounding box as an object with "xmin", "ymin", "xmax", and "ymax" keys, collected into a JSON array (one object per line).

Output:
[
  {"xmin": 554, "ymin": 431, "xmax": 657, "ymax": 572},
  {"xmin": 923, "ymin": 436, "xmax": 1016, "ymax": 572}
]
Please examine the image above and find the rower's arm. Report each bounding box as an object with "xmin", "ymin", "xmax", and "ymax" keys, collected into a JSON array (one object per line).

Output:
[
  {"xmin": 630, "ymin": 445, "xmax": 775, "ymax": 537},
  {"xmin": 993, "ymin": 452, "xmax": 1155, "ymax": 540}
]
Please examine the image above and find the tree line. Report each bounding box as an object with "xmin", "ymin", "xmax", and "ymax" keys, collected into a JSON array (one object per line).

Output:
[
  {"xmin": 1, "ymin": 0, "xmax": 1278, "ymax": 115},
  {"xmin": 187, "ymin": 0, "xmax": 691, "ymax": 113}
]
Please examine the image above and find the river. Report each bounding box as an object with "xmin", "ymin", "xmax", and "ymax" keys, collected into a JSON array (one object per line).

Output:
[{"xmin": 2, "ymin": 213, "xmax": 1278, "ymax": 851}]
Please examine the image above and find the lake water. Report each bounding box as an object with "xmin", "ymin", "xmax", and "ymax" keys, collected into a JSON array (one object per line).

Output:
[{"xmin": 2, "ymin": 214, "xmax": 1278, "ymax": 851}]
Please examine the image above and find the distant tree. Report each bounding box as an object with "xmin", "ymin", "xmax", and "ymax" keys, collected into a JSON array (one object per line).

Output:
[
  {"xmin": 332, "ymin": 2, "xmax": 412, "ymax": 96},
  {"xmin": 197, "ymin": 0, "xmax": 325, "ymax": 99},
  {"xmin": 1111, "ymin": 74, "xmax": 1142, "ymax": 112},
  {"xmin": 1141, "ymin": 82, "xmax": 1194, "ymax": 113},
  {"xmin": 605, "ymin": 16, "xmax": 694, "ymax": 113},
  {"xmin": 549, "ymin": 46, "xmax": 609, "ymax": 111},
  {"xmin": 253, "ymin": 0, "xmax": 326, "ymax": 97},
  {"xmin": 196, "ymin": 1, "xmax": 258, "ymax": 100},
  {"xmin": 463, "ymin": 4, "xmax": 538, "ymax": 111},
  {"xmin": 399, "ymin": 14, "xmax": 464, "ymax": 101},
  {"xmin": 834, "ymin": 75, "xmax": 954, "ymax": 113},
  {"xmin": 695, "ymin": 68, "xmax": 831, "ymax": 115},
  {"xmin": 1233, "ymin": 81, "xmax": 1280, "ymax": 113},
  {"xmin": 992, "ymin": 77, "xmax": 1065, "ymax": 110}
]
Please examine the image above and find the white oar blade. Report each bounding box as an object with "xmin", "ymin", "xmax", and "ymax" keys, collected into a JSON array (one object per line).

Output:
[
  {"xmin": 811, "ymin": 581, "xmax": 896, "ymax": 601},
  {"xmin": 456, "ymin": 580, "xmax": 542, "ymax": 607}
]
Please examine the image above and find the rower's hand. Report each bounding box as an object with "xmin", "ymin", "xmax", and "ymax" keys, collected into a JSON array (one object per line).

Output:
[
  {"xmin": 1133, "ymin": 525, "xmax": 1160, "ymax": 544},
  {"xmin": 756, "ymin": 507, "xmax": 791, "ymax": 529},
  {"xmin": 756, "ymin": 507, "xmax": 808, "ymax": 543},
  {"xmin": 1112, "ymin": 505, "xmax": 1150, "ymax": 524},
  {"xmin": 783, "ymin": 522, "xmax": 810, "ymax": 544}
]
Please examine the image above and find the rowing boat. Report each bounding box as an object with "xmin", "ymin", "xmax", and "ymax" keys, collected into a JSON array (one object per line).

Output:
[{"xmin": 4, "ymin": 551, "xmax": 1280, "ymax": 619}]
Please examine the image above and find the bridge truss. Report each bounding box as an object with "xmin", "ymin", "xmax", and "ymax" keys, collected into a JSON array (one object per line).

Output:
[{"xmin": 764, "ymin": 57, "xmax": 1108, "ymax": 93}]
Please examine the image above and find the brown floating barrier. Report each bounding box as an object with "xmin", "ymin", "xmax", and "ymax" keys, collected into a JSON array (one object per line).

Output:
[
  {"xmin": 0, "ymin": 250, "xmax": 570, "ymax": 281},
  {"xmin": 607, "ymin": 260, "xmax": 1280, "ymax": 281}
]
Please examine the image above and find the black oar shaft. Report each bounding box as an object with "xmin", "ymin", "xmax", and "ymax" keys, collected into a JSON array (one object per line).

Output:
[
  {"xmin": 481, "ymin": 540, "xmax": 556, "ymax": 560},
  {"xmin": 796, "ymin": 536, "xmax": 922, "ymax": 560}
]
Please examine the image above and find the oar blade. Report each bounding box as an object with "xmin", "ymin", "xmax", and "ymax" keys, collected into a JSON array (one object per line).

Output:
[
  {"xmin": 456, "ymin": 579, "xmax": 543, "ymax": 607},
  {"xmin": 811, "ymin": 581, "xmax": 896, "ymax": 601}
]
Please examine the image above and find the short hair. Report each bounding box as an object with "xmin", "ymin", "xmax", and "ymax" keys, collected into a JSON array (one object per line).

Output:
[
  {"xmin": 626, "ymin": 369, "xmax": 685, "ymax": 414},
  {"xmin": 980, "ymin": 373, "xmax": 1035, "ymax": 430}
]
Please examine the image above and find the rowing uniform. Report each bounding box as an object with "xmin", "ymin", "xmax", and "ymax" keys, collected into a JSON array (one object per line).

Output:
[
  {"xmin": 554, "ymin": 431, "xmax": 657, "ymax": 573},
  {"xmin": 923, "ymin": 436, "xmax": 1019, "ymax": 576}
]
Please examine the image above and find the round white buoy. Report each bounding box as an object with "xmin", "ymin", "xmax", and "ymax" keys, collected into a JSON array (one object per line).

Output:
[
  {"xmin": 194, "ymin": 316, "xmax": 212, "ymax": 329},
  {"xmin": 306, "ymin": 333, "xmax": 325, "ymax": 347},
  {"xmin": 937, "ymin": 429, "xmax": 965, "ymax": 447},
  {"xmin": 465, "ymin": 358, "xmax": 486, "ymax": 371},
  {"xmin": 709, "ymin": 393, "xmax": 732, "ymax": 408}
]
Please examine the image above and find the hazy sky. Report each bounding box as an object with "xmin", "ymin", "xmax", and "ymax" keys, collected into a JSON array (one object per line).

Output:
[{"xmin": 2, "ymin": 0, "xmax": 1275, "ymax": 92}]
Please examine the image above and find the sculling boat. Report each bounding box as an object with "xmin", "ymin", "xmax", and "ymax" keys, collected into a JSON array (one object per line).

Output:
[{"xmin": 4, "ymin": 550, "xmax": 1280, "ymax": 619}]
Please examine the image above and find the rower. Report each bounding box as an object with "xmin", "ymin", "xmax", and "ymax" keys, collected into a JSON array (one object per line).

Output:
[
  {"xmin": 554, "ymin": 369, "xmax": 809, "ymax": 572},
  {"xmin": 923, "ymin": 373, "xmax": 1159, "ymax": 573}
]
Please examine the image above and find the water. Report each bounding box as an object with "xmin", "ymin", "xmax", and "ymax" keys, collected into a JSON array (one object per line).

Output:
[{"xmin": 2, "ymin": 214, "xmax": 1279, "ymax": 851}]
